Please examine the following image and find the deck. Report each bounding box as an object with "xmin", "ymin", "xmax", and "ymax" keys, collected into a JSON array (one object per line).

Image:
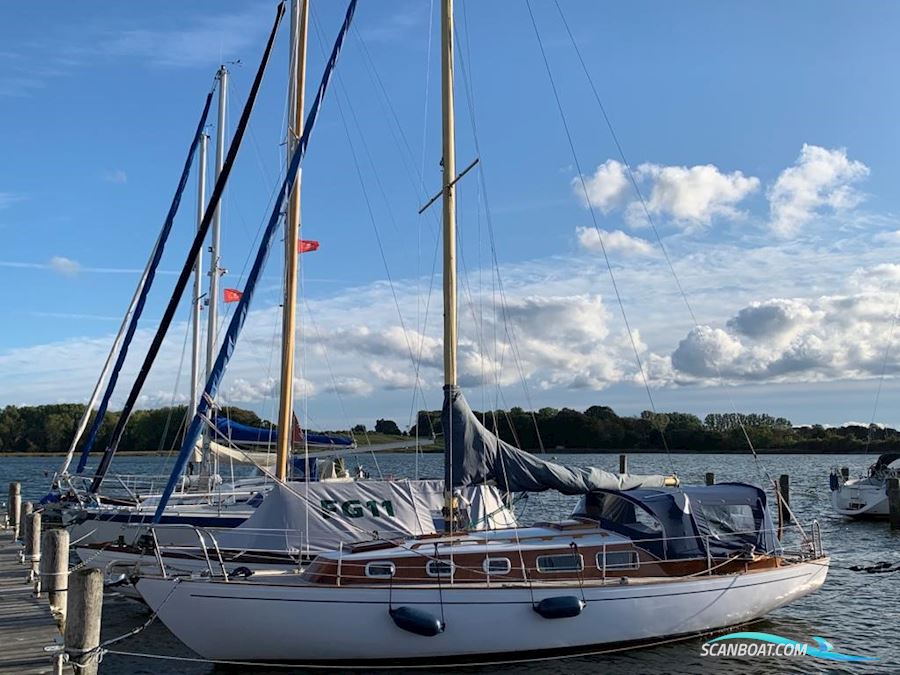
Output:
[{"xmin": 0, "ymin": 514, "xmax": 63, "ymax": 674}]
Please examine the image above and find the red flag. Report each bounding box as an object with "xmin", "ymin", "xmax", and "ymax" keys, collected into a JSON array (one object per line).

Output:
[
  {"xmin": 223, "ymin": 288, "xmax": 243, "ymax": 303},
  {"xmin": 299, "ymin": 239, "xmax": 319, "ymax": 253}
]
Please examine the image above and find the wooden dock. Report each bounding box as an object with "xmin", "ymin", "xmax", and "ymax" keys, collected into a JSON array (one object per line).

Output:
[{"xmin": 0, "ymin": 515, "xmax": 62, "ymax": 675}]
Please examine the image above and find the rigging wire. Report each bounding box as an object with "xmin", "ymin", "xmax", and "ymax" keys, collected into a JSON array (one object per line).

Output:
[
  {"xmin": 301, "ymin": 295, "xmax": 385, "ymax": 479},
  {"xmin": 863, "ymin": 293, "xmax": 900, "ymax": 456},
  {"xmin": 349, "ymin": 22, "xmax": 444, "ymax": 445},
  {"xmin": 452, "ymin": 8, "xmax": 545, "ymax": 453},
  {"xmin": 310, "ymin": 12, "xmax": 440, "ymax": 441},
  {"xmin": 524, "ymin": 0, "xmax": 677, "ymax": 475},
  {"xmin": 550, "ymin": 0, "xmax": 813, "ymax": 531},
  {"xmin": 417, "ymin": 0, "xmax": 436, "ymax": 477}
]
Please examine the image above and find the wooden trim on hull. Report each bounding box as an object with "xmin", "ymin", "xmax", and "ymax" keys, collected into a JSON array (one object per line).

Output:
[{"xmin": 303, "ymin": 547, "xmax": 782, "ymax": 586}]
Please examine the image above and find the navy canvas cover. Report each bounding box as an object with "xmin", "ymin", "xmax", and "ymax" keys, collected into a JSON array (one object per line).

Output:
[{"xmin": 572, "ymin": 483, "xmax": 777, "ymax": 559}]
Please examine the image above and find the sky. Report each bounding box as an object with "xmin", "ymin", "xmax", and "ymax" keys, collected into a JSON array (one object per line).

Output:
[{"xmin": 3, "ymin": 1, "xmax": 900, "ymax": 432}]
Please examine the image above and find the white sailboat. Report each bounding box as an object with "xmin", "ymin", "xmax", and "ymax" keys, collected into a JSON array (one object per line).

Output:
[
  {"xmin": 69, "ymin": 0, "xmax": 668, "ymax": 563},
  {"xmin": 135, "ymin": 0, "xmax": 829, "ymax": 665},
  {"xmin": 830, "ymin": 453, "xmax": 900, "ymax": 518}
]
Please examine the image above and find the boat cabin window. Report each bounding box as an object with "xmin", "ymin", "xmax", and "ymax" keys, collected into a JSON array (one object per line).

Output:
[
  {"xmin": 426, "ymin": 560, "xmax": 454, "ymax": 578},
  {"xmin": 536, "ymin": 553, "xmax": 584, "ymax": 573},
  {"xmin": 597, "ymin": 549, "xmax": 639, "ymax": 571},
  {"xmin": 482, "ymin": 557, "xmax": 511, "ymax": 575},
  {"xmin": 365, "ymin": 561, "xmax": 396, "ymax": 579},
  {"xmin": 700, "ymin": 504, "xmax": 758, "ymax": 543},
  {"xmin": 574, "ymin": 493, "xmax": 664, "ymax": 538}
]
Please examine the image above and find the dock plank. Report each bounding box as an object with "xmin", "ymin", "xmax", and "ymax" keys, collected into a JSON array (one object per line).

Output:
[{"xmin": 0, "ymin": 516, "xmax": 62, "ymax": 675}]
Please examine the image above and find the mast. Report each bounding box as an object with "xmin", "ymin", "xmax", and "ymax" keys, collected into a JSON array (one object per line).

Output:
[
  {"xmin": 275, "ymin": 0, "xmax": 309, "ymax": 482},
  {"xmin": 203, "ymin": 65, "xmax": 228, "ymax": 473},
  {"xmin": 74, "ymin": 90, "xmax": 215, "ymax": 476},
  {"xmin": 89, "ymin": 4, "xmax": 286, "ymax": 494},
  {"xmin": 190, "ymin": 132, "xmax": 209, "ymax": 465},
  {"xmin": 153, "ymin": 0, "xmax": 357, "ymax": 522},
  {"xmin": 441, "ymin": 0, "xmax": 458, "ymax": 529}
]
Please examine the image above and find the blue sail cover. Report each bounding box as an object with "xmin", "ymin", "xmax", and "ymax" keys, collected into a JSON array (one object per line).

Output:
[
  {"xmin": 75, "ymin": 91, "xmax": 215, "ymax": 474},
  {"xmin": 153, "ymin": 0, "xmax": 358, "ymax": 523},
  {"xmin": 89, "ymin": 4, "xmax": 286, "ymax": 495},
  {"xmin": 213, "ymin": 417, "xmax": 353, "ymax": 447}
]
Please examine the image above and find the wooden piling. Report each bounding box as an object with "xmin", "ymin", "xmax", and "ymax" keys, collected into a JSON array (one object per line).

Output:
[
  {"xmin": 705, "ymin": 472, "xmax": 715, "ymax": 485},
  {"xmin": 619, "ymin": 454, "xmax": 628, "ymax": 474},
  {"xmin": 777, "ymin": 474, "xmax": 791, "ymax": 526},
  {"xmin": 7, "ymin": 482, "xmax": 21, "ymax": 538},
  {"xmin": 20, "ymin": 501, "xmax": 33, "ymax": 556},
  {"xmin": 65, "ymin": 568, "xmax": 103, "ymax": 675},
  {"xmin": 24, "ymin": 511, "xmax": 41, "ymax": 583},
  {"xmin": 888, "ymin": 478, "xmax": 900, "ymax": 530},
  {"xmin": 40, "ymin": 528, "xmax": 69, "ymax": 622}
]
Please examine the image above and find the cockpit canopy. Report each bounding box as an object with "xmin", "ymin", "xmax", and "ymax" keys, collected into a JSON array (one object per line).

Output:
[
  {"xmin": 872, "ymin": 452, "xmax": 900, "ymax": 473},
  {"xmin": 572, "ymin": 483, "xmax": 778, "ymax": 560}
]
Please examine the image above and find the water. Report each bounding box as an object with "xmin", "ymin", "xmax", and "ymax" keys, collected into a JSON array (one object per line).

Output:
[{"xmin": 2, "ymin": 452, "xmax": 896, "ymax": 673}]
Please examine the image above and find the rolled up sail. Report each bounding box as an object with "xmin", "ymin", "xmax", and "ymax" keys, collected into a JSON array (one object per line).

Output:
[
  {"xmin": 442, "ymin": 385, "xmax": 674, "ymax": 494},
  {"xmin": 213, "ymin": 417, "xmax": 353, "ymax": 448}
]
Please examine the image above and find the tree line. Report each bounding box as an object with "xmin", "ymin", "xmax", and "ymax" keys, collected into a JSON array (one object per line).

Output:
[
  {"xmin": 409, "ymin": 405, "xmax": 900, "ymax": 454},
  {"xmin": 0, "ymin": 404, "xmax": 266, "ymax": 454},
  {"xmin": 2, "ymin": 402, "xmax": 898, "ymax": 455}
]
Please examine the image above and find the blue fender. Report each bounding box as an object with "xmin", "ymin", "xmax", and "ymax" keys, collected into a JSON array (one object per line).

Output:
[
  {"xmin": 533, "ymin": 596, "xmax": 586, "ymax": 619},
  {"xmin": 389, "ymin": 606, "xmax": 445, "ymax": 637}
]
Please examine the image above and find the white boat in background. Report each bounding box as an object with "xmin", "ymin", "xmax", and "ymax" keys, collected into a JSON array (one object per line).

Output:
[
  {"xmin": 830, "ymin": 453, "xmax": 900, "ymax": 518},
  {"xmin": 75, "ymin": 479, "xmax": 518, "ymax": 598}
]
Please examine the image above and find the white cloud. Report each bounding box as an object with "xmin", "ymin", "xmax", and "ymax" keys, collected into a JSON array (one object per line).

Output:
[
  {"xmin": 847, "ymin": 263, "xmax": 900, "ymax": 293},
  {"xmin": 667, "ymin": 291, "xmax": 900, "ymax": 384},
  {"xmin": 330, "ymin": 377, "xmax": 374, "ymax": 397},
  {"xmin": 367, "ymin": 363, "xmax": 418, "ymax": 390},
  {"xmin": 576, "ymin": 227, "xmax": 654, "ymax": 256},
  {"xmin": 574, "ymin": 159, "xmax": 759, "ymax": 230},
  {"xmin": 634, "ymin": 162, "xmax": 760, "ymax": 227},
  {"xmin": 9, "ymin": 223, "xmax": 900, "ymax": 428},
  {"xmin": 726, "ymin": 299, "xmax": 820, "ymax": 342},
  {"xmin": 103, "ymin": 7, "xmax": 271, "ymax": 68},
  {"xmin": 49, "ymin": 255, "xmax": 81, "ymax": 276},
  {"xmin": 574, "ymin": 159, "xmax": 630, "ymax": 212},
  {"xmin": 768, "ymin": 144, "xmax": 869, "ymax": 236},
  {"xmin": 874, "ymin": 230, "xmax": 900, "ymax": 245},
  {"xmin": 0, "ymin": 192, "xmax": 25, "ymax": 209},
  {"xmin": 671, "ymin": 326, "xmax": 745, "ymax": 379},
  {"xmin": 224, "ymin": 375, "xmax": 316, "ymax": 402},
  {"xmin": 103, "ymin": 169, "xmax": 127, "ymax": 184}
]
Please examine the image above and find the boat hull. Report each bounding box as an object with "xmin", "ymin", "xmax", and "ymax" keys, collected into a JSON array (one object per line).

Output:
[
  {"xmin": 831, "ymin": 481, "xmax": 889, "ymax": 518},
  {"xmin": 74, "ymin": 546, "xmax": 300, "ymax": 600},
  {"xmin": 65, "ymin": 508, "xmax": 250, "ymax": 546},
  {"xmin": 136, "ymin": 558, "xmax": 829, "ymax": 665}
]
